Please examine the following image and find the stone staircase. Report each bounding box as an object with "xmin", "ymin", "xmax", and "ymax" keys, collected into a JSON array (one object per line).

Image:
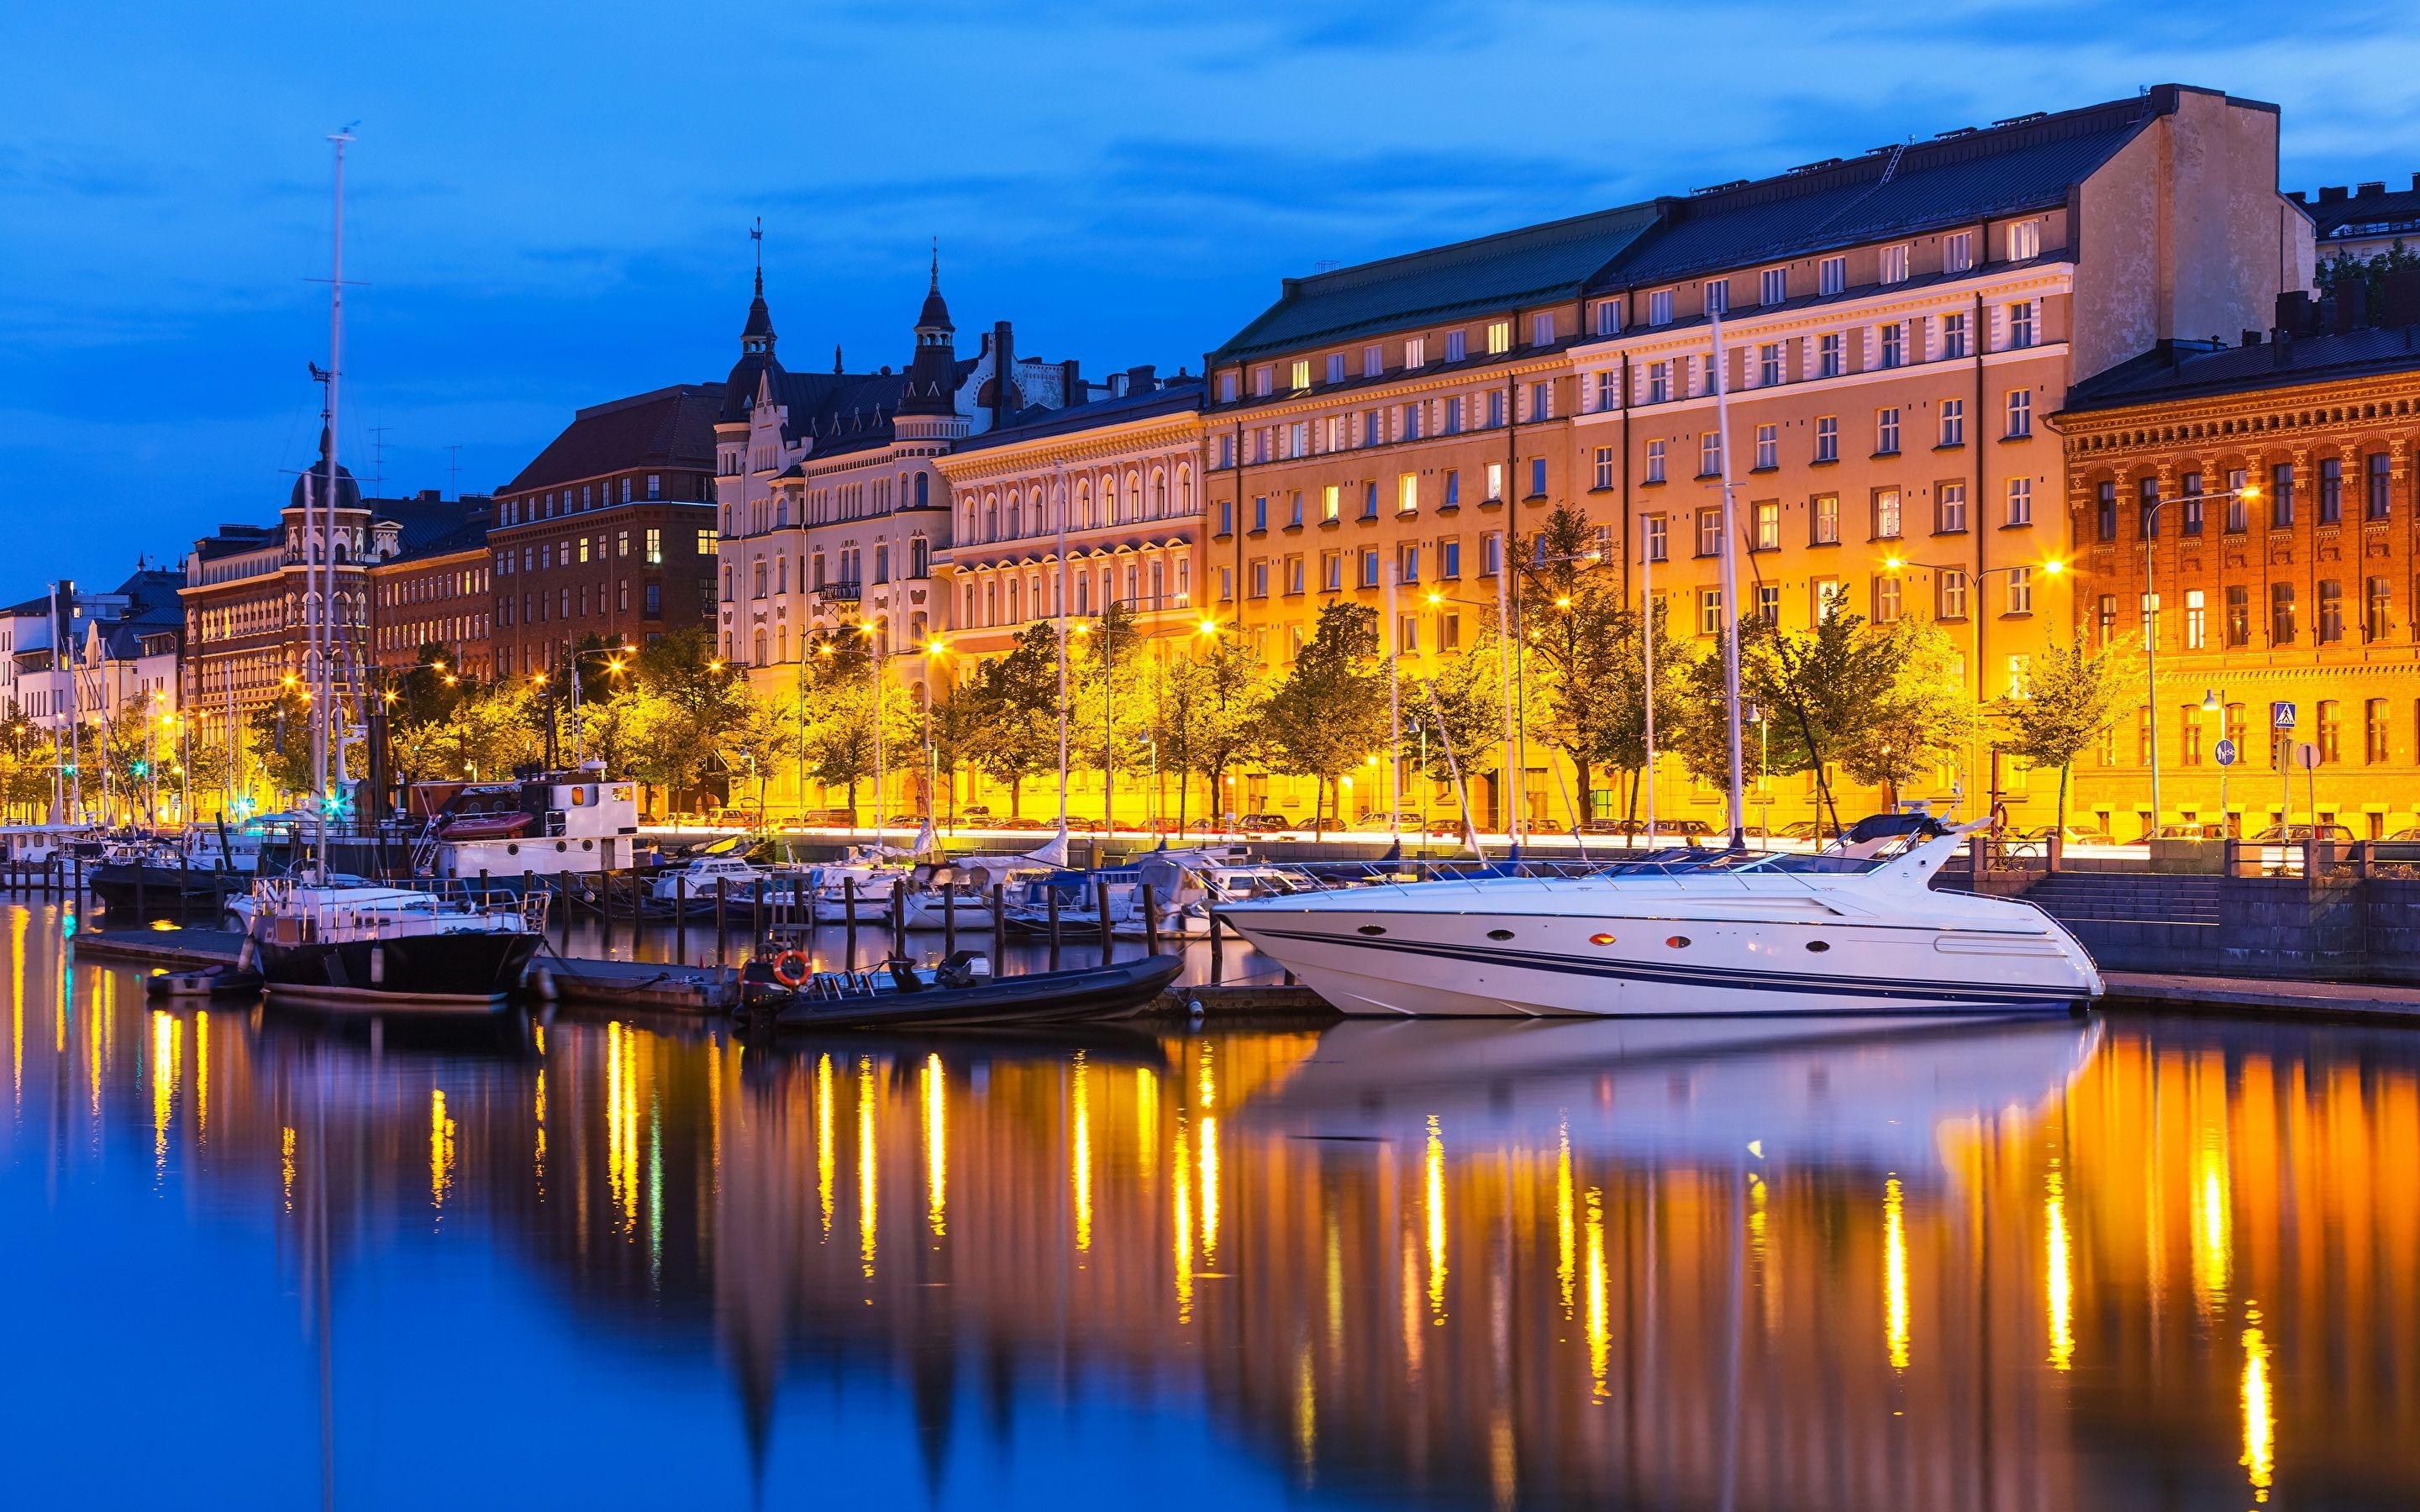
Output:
[{"xmin": 1934, "ymin": 870, "xmax": 2225, "ymax": 971}]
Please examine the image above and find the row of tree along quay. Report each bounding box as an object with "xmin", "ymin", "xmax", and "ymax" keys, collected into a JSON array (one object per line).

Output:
[{"xmin": 160, "ymin": 506, "xmax": 2137, "ymax": 838}]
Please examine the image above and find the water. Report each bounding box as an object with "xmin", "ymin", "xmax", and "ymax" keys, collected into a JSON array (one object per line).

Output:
[{"xmin": 3, "ymin": 898, "xmax": 2413, "ymax": 1509}]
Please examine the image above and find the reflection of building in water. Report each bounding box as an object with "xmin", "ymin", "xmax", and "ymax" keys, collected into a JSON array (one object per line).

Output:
[{"xmin": 11, "ymin": 924, "xmax": 2420, "ymax": 1511}]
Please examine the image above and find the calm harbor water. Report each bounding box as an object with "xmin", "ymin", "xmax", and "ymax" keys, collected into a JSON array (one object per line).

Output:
[{"xmin": 5, "ymin": 898, "xmax": 2415, "ymax": 1509}]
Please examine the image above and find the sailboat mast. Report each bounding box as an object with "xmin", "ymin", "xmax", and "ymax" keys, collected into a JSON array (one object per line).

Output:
[
  {"xmin": 1054, "ymin": 465, "xmax": 1071, "ymax": 835},
  {"xmin": 1708, "ymin": 308, "xmax": 1747, "ymax": 844},
  {"xmin": 317, "ymin": 129, "xmax": 353, "ymax": 819}
]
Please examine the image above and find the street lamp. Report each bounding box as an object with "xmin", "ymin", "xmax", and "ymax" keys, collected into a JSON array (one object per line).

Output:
[
  {"xmin": 2202, "ymin": 685, "xmax": 2232, "ymax": 837},
  {"xmin": 567, "ymin": 643, "xmax": 636, "ymax": 767}
]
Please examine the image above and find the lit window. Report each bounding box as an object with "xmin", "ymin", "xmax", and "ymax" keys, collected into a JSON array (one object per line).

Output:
[
  {"xmin": 1754, "ymin": 500, "xmax": 1780, "ymax": 550},
  {"xmin": 2007, "ymin": 566, "xmax": 2033, "ymax": 615},
  {"xmin": 1873, "ymin": 488, "xmax": 1902, "ymax": 538},
  {"xmin": 1812, "ymin": 493, "xmax": 1839, "ymax": 544}
]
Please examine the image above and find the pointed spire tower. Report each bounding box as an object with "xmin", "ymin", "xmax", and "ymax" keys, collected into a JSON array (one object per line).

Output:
[
  {"xmin": 897, "ymin": 240, "xmax": 961, "ymax": 422},
  {"xmin": 720, "ymin": 218, "xmax": 782, "ymax": 424}
]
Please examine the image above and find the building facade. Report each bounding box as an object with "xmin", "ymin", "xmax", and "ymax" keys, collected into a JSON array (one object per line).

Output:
[
  {"xmin": 2053, "ymin": 295, "xmax": 2420, "ymax": 838},
  {"xmin": 489, "ymin": 386, "xmax": 722, "ymax": 679},
  {"xmin": 367, "ymin": 494, "xmax": 497, "ymax": 679},
  {"xmin": 1202, "ymin": 83, "xmax": 2307, "ymax": 831},
  {"xmin": 2295, "ymin": 174, "xmax": 2420, "ymax": 265}
]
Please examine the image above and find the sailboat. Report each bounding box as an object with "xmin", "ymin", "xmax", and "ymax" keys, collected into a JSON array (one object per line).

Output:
[{"xmin": 244, "ymin": 132, "xmax": 544, "ymax": 1016}]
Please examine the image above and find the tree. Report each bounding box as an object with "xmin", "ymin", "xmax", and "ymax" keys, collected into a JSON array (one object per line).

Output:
[
  {"xmin": 1671, "ymin": 612, "xmax": 1897, "ymax": 832},
  {"xmin": 2315, "ymin": 244, "xmax": 2420, "ymax": 318},
  {"xmin": 246, "ymin": 685, "xmax": 318, "ymax": 802},
  {"xmin": 1838, "ymin": 617, "xmax": 1978, "ymax": 809},
  {"xmin": 724, "ymin": 692, "xmax": 806, "ymax": 822},
  {"xmin": 1992, "ymin": 636, "xmax": 2135, "ymax": 837},
  {"xmin": 1261, "ymin": 601, "xmax": 1390, "ymax": 830},
  {"xmin": 1071, "ymin": 600, "xmax": 1149, "ymax": 806},
  {"xmin": 1512, "ymin": 504, "xmax": 1636, "ymax": 822},
  {"xmin": 797, "ymin": 646, "xmax": 916, "ymax": 827},
  {"xmin": 923, "ymin": 686, "xmax": 986, "ymax": 826},
  {"xmin": 388, "ymin": 685, "xmax": 543, "ymax": 786},
  {"xmin": 1161, "ymin": 633, "xmax": 1268, "ymax": 831},
  {"xmin": 963, "ymin": 622, "xmax": 1062, "ymax": 818},
  {"xmin": 1417, "ymin": 641, "xmax": 1504, "ymax": 840},
  {"xmin": 620, "ymin": 627, "xmax": 751, "ymax": 810}
]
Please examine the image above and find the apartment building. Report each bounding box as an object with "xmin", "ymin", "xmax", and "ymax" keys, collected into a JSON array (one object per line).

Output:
[
  {"xmin": 366, "ymin": 494, "xmax": 497, "ymax": 679},
  {"xmin": 2294, "ymin": 174, "xmax": 2420, "ymax": 265},
  {"xmin": 490, "ymin": 386, "xmax": 722, "ymax": 679},
  {"xmin": 2052, "ymin": 279, "xmax": 2420, "ymax": 838}
]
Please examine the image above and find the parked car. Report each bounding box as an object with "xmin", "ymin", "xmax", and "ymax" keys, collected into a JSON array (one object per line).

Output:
[
  {"xmin": 781, "ymin": 807, "xmax": 858, "ymax": 830},
  {"xmin": 1351, "ymin": 811, "xmax": 1420, "ymax": 832},
  {"xmin": 1775, "ymin": 820, "xmax": 1827, "ymax": 842},
  {"xmin": 2247, "ymin": 823, "xmax": 2357, "ymax": 843},
  {"xmin": 2014, "ymin": 824, "xmax": 2117, "ymax": 847},
  {"xmin": 1236, "ymin": 813, "xmax": 1295, "ymax": 834},
  {"xmin": 2142, "ymin": 823, "xmax": 2224, "ymax": 841}
]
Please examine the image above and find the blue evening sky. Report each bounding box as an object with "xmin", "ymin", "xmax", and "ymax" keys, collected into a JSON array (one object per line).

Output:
[{"xmin": 3, "ymin": 1, "xmax": 2416, "ymax": 591}]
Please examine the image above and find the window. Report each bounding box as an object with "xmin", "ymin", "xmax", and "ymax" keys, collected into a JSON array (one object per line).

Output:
[
  {"xmin": 2006, "ymin": 476, "xmax": 2033, "ymax": 526},
  {"xmin": 1648, "ymin": 290, "xmax": 1673, "ymax": 325},
  {"xmin": 2096, "ymin": 480, "xmax": 2118, "ymax": 542},
  {"xmin": 2007, "ymin": 300, "xmax": 2037, "ymax": 350},
  {"xmin": 1322, "ymin": 484, "xmax": 1341, "ymax": 522},
  {"xmin": 1530, "ymin": 312, "xmax": 1555, "ymax": 346},
  {"xmin": 1590, "ymin": 371, "xmax": 1619, "ymax": 412},
  {"xmin": 1938, "ymin": 481, "xmax": 1968, "ymax": 533},
  {"xmin": 1758, "ymin": 584, "xmax": 1781, "ymax": 623},
  {"xmin": 2138, "ymin": 477, "xmax": 2160, "ymax": 539},
  {"xmin": 2270, "ymin": 582, "xmax": 2296, "ymax": 644},
  {"xmin": 1644, "ymin": 515, "xmax": 1668, "ymax": 562},
  {"xmin": 1939, "ymin": 570, "xmax": 1969, "ymax": 620},
  {"xmin": 2008, "ymin": 219, "xmax": 2041, "ymax": 261},
  {"xmin": 1645, "ymin": 440, "xmax": 1666, "ymax": 484},
  {"xmin": 1874, "ymin": 575, "xmax": 1902, "ymax": 623},
  {"xmin": 1814, "ymin": 415, "xmax": 1839, "ymax": 463},
  {"xmin": 2180, "ymin": 706, "xmax": 2204, "ymax": 766},
  {"xmin": 1700, "ymin": 431, "xmax": 1723, "ymax": 477},
  {"xmin": 2226, "ymin": 468, "xmax": 2249, "ymax": 533},
  {"xmin": 1321, "ymin": 552, "xmax": 1341, "ymax": 591},
  {"xmin": 1648, "ymin": 360, "xmax": 1673, "ymax": 403},
  {"xmin": 2185, "ymin": 588, "xmax": 2207, "ymax": 648},
  {"xmin": 2367, "ymin": 699, "xmax": 2391, "ymax": 764},
  {"xmin": 1814, "ymin": 578, "xmax": 1847, "ymax": 622},
  {"xmin": 1218, "ymin": 371, "xmax": 1239, "ymax": 403},
  {"xmin": 2180, "ymin": 471, "xmax": 2205, "ymax": 535},
  {"xmin": 2005, "ymin": 566, "xmax": 2033, "ymax": 615},
  {"xmin": 1754, "ymin": 500, "xmax": 1780, "ymax": 550},
  {"xmin": 1703, "ymin": 279, "xmax": 1728, "ymax": 315},
  {"xmin": 1942, "ymin": 311, "xmax": 1969, "ymax": 359},
  {"xmin": 1876, "ymin": 408, "xmax": 1901, "ymax": 455},
  {"xmin": 1527, "ymin": 380, "xmax": 1551, "ymax": 421},
  {"xmin": 1362, "ymin": 482, "xmax": 1380, "ymax": 519},
  {"xmin": 1363, "ymin": 345, "xmax": 1383, "ymax": 377},
  {"xmin": 1483, "ymin": 532, "xmax": 1503, "ymax": 575},
  {"xmin": 2318, "ymin": 580, "xmax": 2344, "ymax": 643},
  {"xmin": 1249, "ymin": 561, "xmax": 1269, "ymax": 598},
  {"xmin": 1593, "ymin": 446, "xmax": 1615, "ymax": 490},
  {"xmin": 1216, "ymin": 498, "xmax": 1233, "ymax": 535},
  {"xmin": 1288, "ymin": 491, "xmax": 1305, "ymax": 528},
  {"xmin": 1400, "ymin": 404, "xmax": 1423, "ymax": 442},
  {"xmin": 1872, "ymin": 488, "xmax": 1902, "ymax": 538},
  {"xmin": 1818, "ymin": 256, "xmax": 1846, "ymax": 296},
  {"xmin": 2139, "ymin": 591, "xmax": 2159, "ymax": 642},
  {"xmin": 1486, "ymin": 321, "xmax": 1512, "ymax": 354},
  {"xmin": 1760, "ymin": 267, "xmax": 1786, "ymax": 305},
  {"xmin": 2317, "ymin": 701, "xmax": 2342, "ymax": 764},
  {"xmin": 1754, "ymin": 423, "xmax": 1778, "ymax": 470},
  {"xmin": 1880, "ymin": 244, "xmax": 1909, "ymax": 284},
  {"xmin": 2271, "ymin": 463, "xmax": 2296, "ymax": 527},
  {"xmin": 1528, "ymin": 458, "xmax": 1547, "ymax": 497},
  {"xmin": 1879, "ymin": 323, "xmax": 1905, "ymax": 369},
  {"xmin": 1285, "ymin": 557, "xmax": 1303, "ymax": 595},
  {"xmin": 2319, "ymin": 456, "xmax": 2345, "ymax": 524},
  {"xmin": 1818, "ymin": 333, "xmax": 1844, "ymax": 378},
  {"xmin": 1757, "ymin": 344, "xmax": 1781, "ymax": 386},
  {"xmin": 1697, "ymin": 507, "xmax": 1723, "ymax": 557},
  {"xmin": 1939, "ymin": 399, "xmax": 1965, "ymax": 448},
  {"xmin": 645, "ymin": 528, "xmax": 662, "ymax": 564},
  {"xmin": 1441, "ymin": 540, "xmax": 1461, "ymax": 578},
  {"xmin": 1812, "ymin": 493, "xmax": 1840, "ymax": 545},
  {"xmin": 2368, "ymin": 453, "xmax": 2393, "ymax": 519},
  {"xmin": 1326, "ymin": 352, "xmax": 1347, "ymax": 384},
  {"xmin": 1251, "ymin": 365, "xmax": 1274, "ymax": 397},
  {"xmin": 1593, "ymin": 299, "xmax": 1622, "ymax": 336},
  {"xmin": 1289, "ymin": 359, "xmax": 1311, "ymax": 391},
  {"xmin": 1251, "ymin": 495, "xmax": 1268, "ymax": 532},
  {"xmin": 2368, "ymin": 576, "xmax": 2391, "ymax": 642},
  {"xmin": 643, "ymin": 581, "xmax": 661, "ymax": 617},
  {"xmin": 1398, "ymin": 472, "xmax": 1419, "ymax": 513},
  {"xmin": 1698, "ymin": 588, "xmax": 1723, "ymax": 635},
  {"xmin": 1444, "ymin": 470, "xmax": 1460, "ymax": 507},
  {"xmin": 1448, "ymin": 328, "xmax": 1472, "ymax": 364},
  {"xmin": 1485, "ymin": 462, "xmax": 1505, "ymax": 502},
  {"xmin": 2006, "ymin": 389, "xmax": 2033, "ymax": 438},
  {"xmin": 1943, "ymin": 231, "xmax": 1974, "ymax": 274},
  {"xmin": 2226, "ymin": 585, "xmax": 2250, "ymax": 646}
]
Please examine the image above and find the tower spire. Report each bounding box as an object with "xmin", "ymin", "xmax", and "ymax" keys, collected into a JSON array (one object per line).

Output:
[
  {"xmin": 751, "ymin": 216, "xmax": 764, "ymax": 297},
  {"xmin": 929, "ymin": 237, "xmax": 939, "ymax": 292}
]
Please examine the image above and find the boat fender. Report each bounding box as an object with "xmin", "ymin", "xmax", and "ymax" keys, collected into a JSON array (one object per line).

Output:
[
  {"xmin": 371, "ymin": 945, "xmax": 386, "ymax": 984},
  {"xmin": 771, "ymin": 950, "xmax": 813, "ymax": 988}
]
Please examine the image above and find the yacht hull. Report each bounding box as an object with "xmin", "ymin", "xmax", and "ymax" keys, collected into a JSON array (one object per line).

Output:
[
  {"xmin": 1219, "ymin": 900, "xmax": 2100, "ymax": 1018},
  {"xmin": 258, "ymin": 932, "xmax": 540, "ymax": 1015}
]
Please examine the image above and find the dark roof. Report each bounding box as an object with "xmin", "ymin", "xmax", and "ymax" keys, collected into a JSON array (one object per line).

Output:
[
  {"xmin": 951, "ymin": 378, "xmax": 1205, "ymax": 455},
  {"xmin": 374, "ymin": 496, "xmax": 492, "ymax": 562},
  {"xmin": 2060, "ymin": 324, "xmax": 2420, "ymax": 413},
  {"xmin": 1600, "ymin": 92, "xmax": 2177, "ymax": 290},
  {"xmin": 108, "ymin": 568, "xmax": 187, "ymax": 629},
  {"xmin": 1213, "ymin": 203, "xmax": 1661, "ymax": 365},
  {"xmin": 289, "ymin": 427, "xmax": 362, "ymax": 512},
  {"xmin": 192, "ymin": 522, "xmax": 279, "ymax": 563},
  {"xmin": 504, "ymin": 384, "xmax": 723, "ymax": 494},
  {"xmin": 2297, "ymin": 177, "xmax": 2420, "ymax": 244}
]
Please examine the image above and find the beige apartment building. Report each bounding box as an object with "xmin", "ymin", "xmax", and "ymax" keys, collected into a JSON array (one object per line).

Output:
[{"xmin": 1207, "ymin": 83, "xmax": 2308, "ymax": 829}]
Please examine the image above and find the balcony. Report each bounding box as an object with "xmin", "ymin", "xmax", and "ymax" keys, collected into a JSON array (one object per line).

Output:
[{"xmin": 818, "ymin": 580, "xmax": 863, "ymax": 603}]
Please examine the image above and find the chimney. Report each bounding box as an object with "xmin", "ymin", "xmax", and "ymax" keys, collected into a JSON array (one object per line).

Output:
[
  {"xmin": 2275, "ymin": 290, "xmax": 2312, "ymax": 333},
  {"xmin": 2382, "ymin": 266, "xmax": 2420, "ymax": 328},
  {"xmin": 2286, "ymin": 190, "xmax": 2308, "ymax": 205},
  {"xmin": 2357, "ymin": 181, "xmax": 2386, "ymax": 198},
  {"xmin": 991, "ymin": 321, "xmax": 1014, "ymax": 428},
  {"xmin": 2242, "ymin": 328, "xmax": 2264, "ymax": 346},
  {"xmin": 2338, "ymin": 280, "xmax": 2370, "ymax": 332},
  {"xmin": 2318, "ymin": 294, "xmax": 2340, "ymax": 333},
  {"xmin": 1060, "ymin": 358, "xmax": 1081, "ymax": 407},
  {"xmin": 2319, "ymin": 185, "xmax": 2350, "ymax": 203},
  {"xmin": 1126, "ymin": 364, "xmax": 1157, "ymax": 393}
]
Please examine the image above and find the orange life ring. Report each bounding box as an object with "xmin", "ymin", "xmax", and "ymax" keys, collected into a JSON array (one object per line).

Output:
[{"xmin": 771, "ymin": 950, "xmax": 813, "ymax": 988}]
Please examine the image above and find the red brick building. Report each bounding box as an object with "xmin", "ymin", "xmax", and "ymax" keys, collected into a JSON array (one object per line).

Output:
[
  {"xmin": 490, "ymin": 385, "xmax": 723, "ymax": 677},
  {"xmin": 367, "ymin": 494, "xmax": 497, "ymax": 679}
]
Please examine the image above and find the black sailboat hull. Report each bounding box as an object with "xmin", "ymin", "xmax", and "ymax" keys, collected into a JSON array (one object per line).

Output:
[
  {"xmin": 762, "ymin": 955, "xmax": 1183, "ymax": 1032},
  {"xmin": 92, "ymin": 863, "xmax": 245, "ymax": 919},
  {"xmin": 257, "ymin": 931, "xmax": 540, "ymax": 1014}
]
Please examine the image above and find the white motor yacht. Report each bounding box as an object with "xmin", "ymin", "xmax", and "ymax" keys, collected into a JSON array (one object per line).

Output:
[{"xmin": 1215, "ymin": 813, "xmax": 2102, "ymax": 1017}]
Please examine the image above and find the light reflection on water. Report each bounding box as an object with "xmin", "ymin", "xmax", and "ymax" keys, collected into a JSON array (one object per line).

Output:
[{"xmin": 2, "ymin": 900, "xmax": 2417, "ymax": 1509}]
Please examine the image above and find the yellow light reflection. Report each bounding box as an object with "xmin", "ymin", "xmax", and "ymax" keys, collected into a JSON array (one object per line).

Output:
[
  {"xmin": 150, "ymin": 1010, "xmax": 177, "ymax": 1173},
  {"xmin": 1172, "ymin": 1117, "xmax": 1195, "ymax": 1325},
  {"xmin": 1424, "ymin": 1114, "xmax": 1447, "ymax": 1317},
  {"xmin": 2192, "ymin": 1131, "xmax": 2233, "ymax": 1312},
  {"xmin": 2046, "ymin": 1163, "xmax": 2075, "ymax": 1371},
  {"xmin": 605, "ymin": 1021, "xmax": 639, "ymax": 1232},
  {"xmin": 281, "ymin": 1126, "xmax": 297, "ymax": 1213},
  {"xmin": 1884, "ymin": 1174, "xmax": 1911, "ymax": 1371},
  {"xmin": 1555, "ymin": 1122, "xmax": 1576, "ymax": 1319},
  {"xmin": 1293, "ymin": 1341, "xmax": 1317, "ymax": 1478},
  {"xmin": 1584, "ymin": 1187, "xmax": 1608, "ymax": 1399},
  {"xmin": 1200, "ymin": 1112, "xmax": 1221, "ymax": 1267},
  {"xmin": 2241, "ymin": 1303, "xmax": 2274, "ymax": 1503},
  {"xmin": 534, "ymin": 1068, "xmax": 548, "ymax": 1190},
  {"xmin": 192, "ymin": 1010, "xmax": 208, "ymax": 1140},
  {"xmin": 1071, "ymin": 1052, "xmax": 1093, "ymax": 1253},
  {"xmin": 11, "ymin": 906, "xmax": 25, "ymax": 1105},
  {"xmin": 857, "ymin": 1056, "xmax": 877, "ymax": 1280},
  {"xmin": 923, "ymin": 1053, "xmax": 947, "ymax": 1239},
  {"xmin": 816, "ymin": 1053, "xmax": 835, "ymax": 1236},
  {"xmin": 1135, "ymin": 1065, "xmax": 1158, "ymax": 1175},
  {"xmin": 429, "ymin": 1088, "xmax": 458, "ymax": 1210}
]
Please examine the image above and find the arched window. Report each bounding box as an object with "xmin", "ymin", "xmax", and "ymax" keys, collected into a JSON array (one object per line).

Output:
[
  {"xmin": 985, "ymin": 494, "xmax": 999, "ymax": 540},
  {"xmin": 909, "ymin": 536, "xmax": 929, "ymax": 578},
  {"xmin": 986, "ymin": 580, "xmax": 998, "ymax": 625},
  {"xmin": 1126, "ymin": 470, "xmax": 1144, "ymax": 522},
  {"xmin": 1076, "ymin": 480, "xmax": 1092, "ymax": 530},
  {"xmin": 1008, "ymin": 578, "xmax": 1022, "ymax": 622},
  {"xmin": 915, "ymin": 472, "xmax": 929, "ymax": 508},
  {"xmin": 776, "ymin": 554, "xmax": 788, "ymax": 594},
  {"xmin": 1177, "ymin": 463, "xmax": 1194, "ymax": 513},
  {"xmin": 1007, "ymin": 491, "xmax": 1023, "ymax": 539},
  {"xmin": 751, "ymin": 627, "xmax": 768, "ymax": 665},
  {"xmin": 1076, "ymin": 572, "xmax": 1089, "ymax": 615},
  {"xmin": 1152, "ymin": 467, "xmax": 1168, "ymax": 517}
]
